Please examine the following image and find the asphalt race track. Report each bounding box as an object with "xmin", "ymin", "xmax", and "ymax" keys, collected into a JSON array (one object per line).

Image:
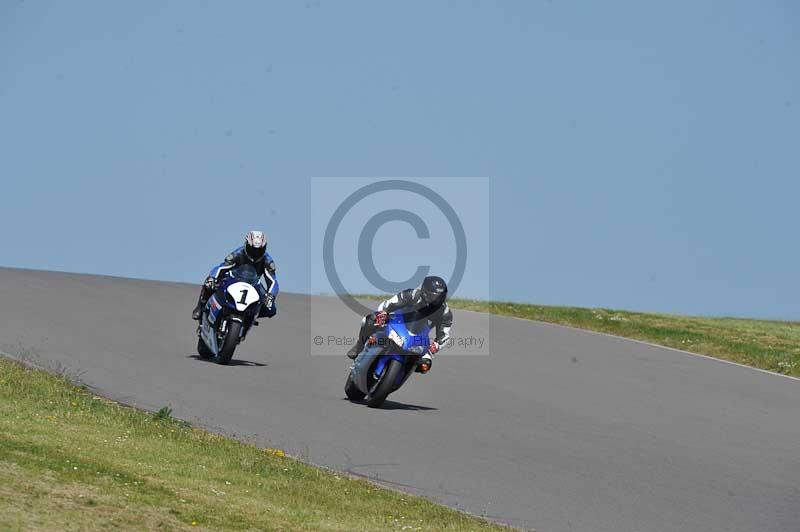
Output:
[{"xmin": 1, "ymin": 268, "xmax": 798, "ymax": 532}]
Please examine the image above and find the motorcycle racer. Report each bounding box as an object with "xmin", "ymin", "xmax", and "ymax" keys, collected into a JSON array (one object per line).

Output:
[
  {"xmin": 346, "ymin": 276, "xmax": 452, "ymax": 374},
  {"xmin": 192, "ymin": 230, "xmax": 278, "ymax": 321}
]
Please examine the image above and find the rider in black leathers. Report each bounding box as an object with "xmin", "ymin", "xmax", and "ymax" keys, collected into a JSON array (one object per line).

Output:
[{"xmin": 346, "ymin": 276, "xmax": 452, "ymax": 373}]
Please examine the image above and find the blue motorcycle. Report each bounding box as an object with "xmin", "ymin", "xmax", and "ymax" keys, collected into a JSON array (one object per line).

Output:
[
  {"xmin": 196, "ymin": 264, "xmax": 275, "ymax": 364},
  {"xmin": 345, "ymin": 313, "xmax": 430, "ymax": 408}
]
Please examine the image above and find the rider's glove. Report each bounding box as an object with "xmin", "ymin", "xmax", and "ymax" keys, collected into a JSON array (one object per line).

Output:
[
  {"xmin": 373, "ymin": 310, "xmax": 389, "ymax": 327},
  {"xmin": 204, "ymin": 277, "xmax": 217, "ymax": 291},
  {"xmin": 428, "ymin": 341, "xmax": 441, "ymax": 355},
  {"xmin": 416, "ymin": 353, "xmax": 433, "ymax": 373}
]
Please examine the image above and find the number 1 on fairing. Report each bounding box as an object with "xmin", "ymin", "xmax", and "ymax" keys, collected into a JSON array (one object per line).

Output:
[{"xmin": 239, "ymin": 289, "xmax": 249, "ymax": 305}]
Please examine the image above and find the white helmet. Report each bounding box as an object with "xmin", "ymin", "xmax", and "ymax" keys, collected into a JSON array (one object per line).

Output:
[{"xmin": 244, "ymin": 230, "xmax": 267, "ymax": 261}]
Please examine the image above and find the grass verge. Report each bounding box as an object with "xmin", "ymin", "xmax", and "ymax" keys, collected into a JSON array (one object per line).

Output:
[
  {"xmin": 454, "ymin": 299, "xmax": 800, "ymax": 377},
  {"xmin": 357, "ymin": 295, "xmax": 800, "ymax": 378},
  {"xmin": 0, "ymin": 357, "xmax": 512, "ymax": 531}
]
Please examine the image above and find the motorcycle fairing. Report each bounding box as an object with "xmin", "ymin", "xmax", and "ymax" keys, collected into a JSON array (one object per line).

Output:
[
  {"xmin": 351, "ymin": 313, "xmax": 433, "ymax": 395},
  {"xmin": 198, "ymin": 265, "xmax": 266, "ymax": 356},
  {"xmin": 200, "ymin": 311, "xmax": 220, "ymax": 356},
  {"xmin": 208, "ymin": 294, "xmax": 223, "ymax": 324},
  {"xmin": 352, "ymin": 343, "xmax": 382, "ymax": 394}
]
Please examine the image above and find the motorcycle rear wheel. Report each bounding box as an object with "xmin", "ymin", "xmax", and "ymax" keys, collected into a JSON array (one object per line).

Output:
[
  {"xmin": 345, "ymin": 372, "xmax": 365, "ymax": 401},
  {"xmin": 197, "ymin": 337, "xmax": 213, "ymax": 359}
]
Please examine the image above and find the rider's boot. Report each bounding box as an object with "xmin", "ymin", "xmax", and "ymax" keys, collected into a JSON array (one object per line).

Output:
[
  {"xmin": 347, "ymin": 318, "xmax": 377, "ymax": 359},
  {"xmin": 191, "ymin": 296, "xmax": 205, "ymax": 321},
  {"xmin": 192, "ymin": 283, "xmax": 213, "ymax": 321},
  {"xmin": 346, "ymin": 340, "xmax": 364, "ymax": 360},
  {"xmin": 346, "ymin": 332, "xmax": 369, "ymax": 360}
]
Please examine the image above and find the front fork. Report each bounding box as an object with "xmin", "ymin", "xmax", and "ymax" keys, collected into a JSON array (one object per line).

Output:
[
  {"xmin": 225, "ymin": 316, "xmax": 250, "ymax": 344},
  {"xmin": 196, "ymin": 315, "xmax": 246, "ymax": 346}
]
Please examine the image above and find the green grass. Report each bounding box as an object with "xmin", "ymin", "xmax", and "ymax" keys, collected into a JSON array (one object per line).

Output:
[
  {"xmin": 455, "ymin": 299, "xmax": 800, "ymax": 377},
  {"xmin": 357, "ymin": 295, "xmax": 800, "ymax": 377},
  {"xmin": 0, "ymin": 357, "xmax": 513, "ymax": 532}
]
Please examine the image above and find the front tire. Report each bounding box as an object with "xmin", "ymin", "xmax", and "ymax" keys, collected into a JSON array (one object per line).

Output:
[
  {"xmin": 365, "ymin": 359, "xmax": 404, "ymax": 408},
  {"xmin": 215, "ymin": 320, "xmax": 242, "ymax": 365}
]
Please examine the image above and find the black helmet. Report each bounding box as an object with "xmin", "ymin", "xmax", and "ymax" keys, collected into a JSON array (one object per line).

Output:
[{"xmin": 420, "ymin": 276, "xmax": 448, "ymax": 306}]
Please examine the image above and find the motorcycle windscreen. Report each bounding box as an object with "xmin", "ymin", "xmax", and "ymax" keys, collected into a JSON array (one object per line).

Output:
[
  {"xmin": 387, "ymin": 317, "xmax": 430, "ymax": 352},
  {"xmin": 231, "ymin": 265, "xmax": 259, "ymax": 284}
]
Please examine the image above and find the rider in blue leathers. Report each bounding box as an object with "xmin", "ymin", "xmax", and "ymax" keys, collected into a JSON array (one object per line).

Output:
[{"xmin": 192, "ymin": 230, "xmax": 279, "ymax": 320}]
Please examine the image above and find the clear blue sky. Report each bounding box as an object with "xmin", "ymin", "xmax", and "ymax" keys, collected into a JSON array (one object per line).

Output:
[{"xmin": 1, "ymin": 1, "xmax": 798, "ymax": 319}]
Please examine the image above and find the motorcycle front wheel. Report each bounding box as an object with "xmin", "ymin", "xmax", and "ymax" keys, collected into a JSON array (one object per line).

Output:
[
  {"xmin": 365, "ymin": 359, "xmax": 404, "ymax": 408},
  {"xmin": 215, "ymin": 320, "xmax": 242, "ymax": 365}
]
